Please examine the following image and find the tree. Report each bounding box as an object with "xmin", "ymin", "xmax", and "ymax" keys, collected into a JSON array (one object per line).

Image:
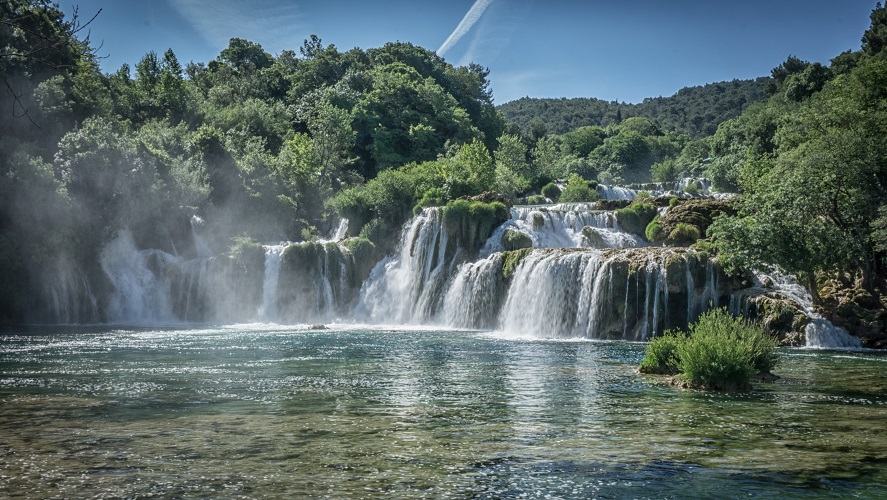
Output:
[
  {"xmin": 493, "ymin": 133, "xmax": 530, "ymax": 199},
  {"xmin": 862, "ymin": 2, "xmax": 887, "ymax": 56},
  {"xmin": 561, "ymin": 125, "xmax": 605, "ymax": 157},
  {"xmin": 220, "ymin": 38, "xmax": 273, "ymax": 73},
  {"xmin": 559, "ymin": 173, "xmax": 599, "ymax": 202},
  {"xmin": 0, "ymin": 0, "xmax": 100, "ymax": 126},
  {"xmin": 711, "ymin": 53, "xmax": 887, "ymax": 298}
]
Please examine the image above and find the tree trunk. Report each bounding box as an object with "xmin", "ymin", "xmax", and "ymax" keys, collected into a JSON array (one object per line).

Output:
[{"xmin": 808, "ymin": 274, "xmax": 821, "ymax": 307}]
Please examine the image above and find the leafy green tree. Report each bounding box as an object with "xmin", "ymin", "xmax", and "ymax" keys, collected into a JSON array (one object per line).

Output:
[
  {"xmin": 559, "ymin": 173, "xmax": 599, "ymax": 202},
  {"xmin": 494, "ymin": 134, "xmax": 531, "ymax": 187},
  {"xmin": 531, "ymin": 134, "xmax": 562, "ymax": 182},
  {"xmin": 862, "ymin": 2, "xmax": 887, "ymax": 56},
  {"xmin": 220, "ymin": 38, "xmax": 274, "ymax": 73},
  {"xmin": 561, "ymin": 125, "xmax": 605, "ymax": 157},
  {"xmin": 711, "ymin": 53, "xmax": 887, "ymax": 297}
]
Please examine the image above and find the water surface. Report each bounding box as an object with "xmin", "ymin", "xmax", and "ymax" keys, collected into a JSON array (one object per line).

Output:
[{"xmin": 1, "ymin": 325, "xmax": 885, "ymax": 498}]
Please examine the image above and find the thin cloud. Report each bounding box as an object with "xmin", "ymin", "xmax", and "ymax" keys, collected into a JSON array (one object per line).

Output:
[
  {"xmin": 437, "ymin": 0, "xmax": 495, "ymax": 57},
  {"xmin": 168, "ymin": 0, "xmax": 304, "ymax": 54}
]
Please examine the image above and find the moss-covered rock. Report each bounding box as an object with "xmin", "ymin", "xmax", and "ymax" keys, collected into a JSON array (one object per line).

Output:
[
  {"xmin": 667, "ymin": 223, "xmax": 702, "ymax": 246},
  {"xmin": 442, "ymin": 200, "xmax": 511, "ymax": 254},
  {"xmin": 581, "ymin": 226, "xmax": 607, "ymax": 248},
  {"xmin": 615, "ymin": 201, "xmax": 658, "ymax": 237},
  {"xmin": 277, "ymin": 241, "xmax": 359, "ymax": 322},
  {"xmin": 501, "ymin": 229, "xmax": 533, "ymax": 251},
  {"xmin": 342, "ymin": 237, "xmax": 380, "ymax": 285},
  {"xmin": 819, "ymin": 273, "xmax": 887, "ymax": 348},
  {"xmin": 658, "ymin": 199, "xmax": 737, "ymax": 246},
  {"xmin": 742, "ymin": 294, "xmax": 810, "ymax": 346},
  {"xmin": 501, "ymin": 247, "xmax": 534, "ymax": 280}
]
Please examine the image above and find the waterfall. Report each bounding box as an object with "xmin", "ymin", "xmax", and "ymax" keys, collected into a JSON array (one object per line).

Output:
[
  {"xmin": 100, "ymin": 229, "xmax": 179, "ymax": 324},
  {"xmin": 494, "ymin": 248, "xmax": 722, "ymax": 340},
  {"xmin": 40, "ymin": 177, "xmax": 864, "ymax": 349},
  {"xmin": 597, "ymin": 184, "xmax": 637, "ymax": 200},
  {"xmin": 258, "ymin": 244, "xmax": 287, "ymax": 320},
  {"xmin": 330, "ymin": 219, "xmax": 349, "ymax": 241},
  {"xmin": 42, "ymin": 255, "xmax": 99, "ymax": 324},
  {"xmin": 480, "ymin": 206, "xmax": 645, "ymax": 256},
  {"xmin": 805, "ymin": 319, "xmax": 861, "ymax": 349},
  {"xmin": 439, "ymin": 253, "xmax": 505, "ymax": 329},
  {"xmin": 359, "ymin": 208, "xmax": 455, "ymax": 324},
  {"xmin": 737, "ymin": 272, "xmax": 861, "ymax": 349}
]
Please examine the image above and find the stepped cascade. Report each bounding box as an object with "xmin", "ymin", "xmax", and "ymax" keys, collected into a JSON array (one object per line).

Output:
[{"xmin": 43, "ymin": 179, "xmax": 857, "ymax": 348}]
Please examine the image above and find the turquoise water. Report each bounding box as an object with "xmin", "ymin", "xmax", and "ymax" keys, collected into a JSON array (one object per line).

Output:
[{"xmin": 1, "ymin": 325, "xmax": 886, "ymax": 498}]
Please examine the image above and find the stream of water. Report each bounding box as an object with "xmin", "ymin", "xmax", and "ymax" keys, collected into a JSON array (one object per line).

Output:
[{"xmin": 1, "ymin": 325, "xmax": 885, "ymax": 498}]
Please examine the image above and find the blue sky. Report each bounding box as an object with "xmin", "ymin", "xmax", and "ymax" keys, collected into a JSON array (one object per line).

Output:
[{"xmin": 58, "ymin": 0, "xmax": 877, "ymax": 104}]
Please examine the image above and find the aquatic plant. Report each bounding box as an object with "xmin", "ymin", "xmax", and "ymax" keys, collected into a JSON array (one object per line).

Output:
[{"xmin": 640, "ymin": 308, "xmax": 778, "ymax": 390}]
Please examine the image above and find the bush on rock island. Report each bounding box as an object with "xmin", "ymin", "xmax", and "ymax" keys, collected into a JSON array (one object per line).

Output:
[{"xmin": 639, "ymin": 308, "xmax": 779, "ymax": 391}]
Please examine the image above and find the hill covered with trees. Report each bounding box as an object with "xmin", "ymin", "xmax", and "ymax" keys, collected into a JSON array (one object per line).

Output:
[{"xmin": 498, "ymin": 77, "xmax": 770, "ymax": 139}]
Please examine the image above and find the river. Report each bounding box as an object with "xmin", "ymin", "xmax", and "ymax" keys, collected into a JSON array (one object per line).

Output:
[{"xmin": 1, "ymin": 325, "xmax": 885, "ymax": 498}]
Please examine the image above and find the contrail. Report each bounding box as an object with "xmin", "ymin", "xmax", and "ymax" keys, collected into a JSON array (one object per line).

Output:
[{"xmin": 437, "ymin": 0, "xmax": 494, "ymax": 57}]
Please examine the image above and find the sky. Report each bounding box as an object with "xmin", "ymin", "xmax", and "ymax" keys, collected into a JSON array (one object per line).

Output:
[{"xmin": 56, "ymin": 0, "xmax": 878, "ymax": 104}]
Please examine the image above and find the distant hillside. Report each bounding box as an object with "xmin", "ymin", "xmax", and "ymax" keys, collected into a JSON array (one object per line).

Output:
[{"xmin": 498, "ymin": 77, "xmax": 771, "ymax": 139}]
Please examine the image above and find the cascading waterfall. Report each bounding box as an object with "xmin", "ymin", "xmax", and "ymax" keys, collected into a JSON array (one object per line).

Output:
[
  {"xmin": 597, "ymin": 184, "xmax": 637, "ymax": 200},
  {"xmin": 359, "ymin": 208, "xmax": 455, "ymax": 324},
  {"xmin": 492, "ymin": 248, "xmax": 723, "ymax": 340},
  {"xmin": 330, "ymin": 218, "xmax": 349, "ymax": 241},
  {"xmin": 100, "ymin": 229, "xmax": 179, "ymax": 323},
  {"xmin": 64, "ymin": 175, "xmax": 865, "ymax": 348},
  {"xmin": 439, "ymin": 253, "xmax": 505, "ymax": 329},
  {"xmin": 42, "ymin": 255, "xmax": 99, "ymax": 324},
  {"xmin": 481, "ymin": 206, "xmax": 645, "ymax": 254},
  {"xmin": 760, "ymin": 273, "xmax": 860, "ymax": 349},
  {"xmin": 258, "ymin": 244, "xmax": 287, "ymax": 320}
]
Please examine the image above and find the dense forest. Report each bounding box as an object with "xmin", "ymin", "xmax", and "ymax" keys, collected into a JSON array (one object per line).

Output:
[
  {"xmin": 1, "ymin": 0, "xmax": 886, "ymax": 336},
  {"xmin": 498, "ymin": 77, "xmax": 770, "ymax": 139}
]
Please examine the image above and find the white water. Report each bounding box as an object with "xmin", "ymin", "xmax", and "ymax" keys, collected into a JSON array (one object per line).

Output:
[
  {"xmin": 258, "ymin": 244, "xmax": 288, "ymax": 320},
  {"xmin": 480, "ymin": 206, "xmax": 645, "ymax": 256},
  {"xmin": 80, "ymin": 180, "xmax": 863, "ymax": 348},
  {"xmin": 729, "ymin": 272, "xmax": 862, "ymax": 349},
  {"xmin": 358, "ymin": 208, "xmax": 455, "ymax": 324},
  {"xmin": 100, "ymin": 229, "xmax": 179, "ymax": 323}
]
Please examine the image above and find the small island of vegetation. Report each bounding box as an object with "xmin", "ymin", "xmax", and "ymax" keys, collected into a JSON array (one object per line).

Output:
[{"xmin": 639, "ymin": 308, "xmax": 779, "ymax": 391}]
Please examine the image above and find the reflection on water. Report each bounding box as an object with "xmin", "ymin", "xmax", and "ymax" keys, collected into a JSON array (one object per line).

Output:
[{"xmin": 1, "ymin": 326, "xmax": 886, "ymax": 498}]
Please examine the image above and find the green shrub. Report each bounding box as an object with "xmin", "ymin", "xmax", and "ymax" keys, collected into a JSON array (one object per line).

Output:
[
  {"xmin": 359, "ymin": 218, "xmax": 390, "ymax": 247},
  {"xmin": 645, "ymin": 215, "xmax": 665, "ymax": 242},
  {"xmin": 638, "ymin": 332, "xmax": 684, "ymax": 374},
  {"xmin": 639, "ymin": 308, "xmax": 779, "ymax": 390},
  {"xmin": 616, "ymin": 201, "xmax": 657, "ymax": 236},
  {"xmin": 560, "ymin": 173, "xmax": 600, "ymax": 203},
  {"xmin": 541, "ymin": 182, "xmax": 562, "ymax": 202},
  {"xmin": 667, "ymin": 223, "xmax": 701, "ymax": 245},
  {"xmin": 418, "ymin": 187, "xmax": 446, "ymax": 207},
  {"xmin": 684, "ymin": 180, "xmax": 702, "ymax": 195},
  {"xmin": 230, "ymin": 235, "xmax": 261, "ymax": 255},
  {"xmin": 669, "ymin": 197, "xmax": 680, "ymax": 207},
  {"xmin": 524, "ymin": 194, "xmax": 547, "ymax": 205}
]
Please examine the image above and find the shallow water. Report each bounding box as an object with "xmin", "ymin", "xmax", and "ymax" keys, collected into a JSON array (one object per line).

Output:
[{"xmin": 1, "ymin": 325, "xmax": 886, "ymax": 498}]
